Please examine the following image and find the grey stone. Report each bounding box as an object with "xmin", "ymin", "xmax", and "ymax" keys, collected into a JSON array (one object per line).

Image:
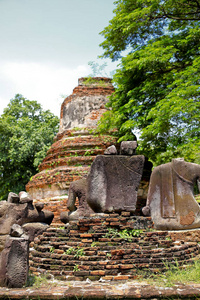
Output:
[
  {"xmin": 120, "ymin": 141, "xmax": 137, "ymax": 156},
  {"xmin": 0, "ymin": 201, "xmax": 28, "ymax": 235},
  {"xmin": 60, "ymin": 178, "xmax": 93, "ymax": 223},
  {"xmin": 35, "ymin": 202, "xmax": 44, "ymax": 212},
  {"xmin": 22, "ymin": 222, "xmax": 49, "ymax": 242},
  {"xmin": 7, "ymin": 192, "xmax": 19, "ymax": 204},
  {"xmin": 0, "ymin": 236, "xmax": 8, "ymax": 253},
  {"xmin": 143, "ymin": 158, "xmax": 200, "ymax": 230},
  {"xmin": 10, "ymin": 224, "xmax": 24, "ymax": 238},
  {"xmin": 104, "ymin": 145, "xmax": 117, "ymax": 155},
  {"xmin": 0, "ymin": 199, "xmax": 53, "ymax": 252},
  {"xmin": 19, "ymin": 191, "xmax": 33, "ymax": 204},
  {"xmin": 87, "ymin": 155, "xmax": 145, "ymax": 213},
  {"xmin": 24, "ymin": 202, "xmax": 54, "ymax": 225},
  {"xmin": 0, "ymin": 236, "xmax": 29, "ymax": 288}
]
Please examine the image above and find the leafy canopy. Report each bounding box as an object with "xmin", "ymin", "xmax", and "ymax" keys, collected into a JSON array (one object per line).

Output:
[
  {"xmin": 0, "ymin": 94, "xmax": 59, "ymax": 200},
  {"xmin": 99, "ymin": 0, "xmax": 200, "ymax": 165}
]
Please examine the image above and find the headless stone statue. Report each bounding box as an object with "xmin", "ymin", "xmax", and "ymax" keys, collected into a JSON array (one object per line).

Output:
[
  {"xmin": 60, "ymin": 178, "xmax": 93, "ymax": 223},
  {"xmin": 143, "ymin": 158, "xmax": 200, "ymax": 230},
  {"xmin": 87, "ymin": 154, "xmax": 145, "ymax": 213}
]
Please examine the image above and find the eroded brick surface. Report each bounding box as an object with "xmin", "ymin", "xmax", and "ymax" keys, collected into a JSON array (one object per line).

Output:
[{"xmin": 29, "ymin": 214, "xmax": 200, "ymax": 282}]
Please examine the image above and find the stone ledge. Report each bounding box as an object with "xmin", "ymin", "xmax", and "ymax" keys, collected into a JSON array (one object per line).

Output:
[{"xmin": 1, "ymin": 280, "xmax": 200, "ymax": 299}]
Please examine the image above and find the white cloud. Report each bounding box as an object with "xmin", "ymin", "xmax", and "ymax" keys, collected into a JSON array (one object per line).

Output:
[{"xmin": 0, "ymin": 61, "xmax": 90, "ymax": 116}]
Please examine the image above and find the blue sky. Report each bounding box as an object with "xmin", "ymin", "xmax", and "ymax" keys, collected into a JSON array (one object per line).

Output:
[{"xmin": 0, "ymin": 0, "xmax": 117, "ymax": 116}]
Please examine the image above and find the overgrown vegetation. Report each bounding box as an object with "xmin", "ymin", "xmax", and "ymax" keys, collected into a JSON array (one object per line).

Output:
[
  {"xmin": 104, "ymin": 228, "xmax": 143, "ymax": 240},
  {"xmin": 98, "ymin": 0, "xmax": 200, "ymax": 166},
  {"xmin": 65, "ymin": 247, "xmax": 85, "ymax": 258},
  {"xmin": 143, "ymin": 259, "xmax": 200, "ymax": 287},
  {"xmin": 26, "ymin": 259, "xmax": 200, "ymax": 288},
  {"xmin": 0, "ymin": 94, "xmax": 59, "ymax": 199}
]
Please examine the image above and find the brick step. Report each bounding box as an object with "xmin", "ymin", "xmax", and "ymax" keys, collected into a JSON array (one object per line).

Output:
[
  {"xmin": 33, "ymin": 240, "xmax": 173, "ymax": 251},
  {"xmin": 30, "ymin": 253, "xmax": 196, "ymax": 268},
  {"xmin": 30, "ymin": 247, "xmax": 198, "ymax": 268},
  {"xmin": 29, "ymin": 256, "xmax": 196, "ymax": 278},
  {"xmin": 32, "ymin": 239, "xmax": 175, "ymax": 253},
  {"xmin": 29, "ymin": 214, "xmax": 200, "ymax": 281}
]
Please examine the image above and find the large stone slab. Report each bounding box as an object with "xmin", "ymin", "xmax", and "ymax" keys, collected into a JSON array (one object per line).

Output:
[
  {"xmin": 143, "ymin": 158, "xmax": 200, "ymax": 230},
  {"xmin": 87, "ymin": 155, "xmax": 145, "ymax": 213},
  {"xmin": 0, "ymin": 226, "xmax": 29, "ymax": 288}
]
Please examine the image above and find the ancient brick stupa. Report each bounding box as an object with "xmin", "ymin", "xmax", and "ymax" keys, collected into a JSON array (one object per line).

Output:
[{"xmin": 26, "ymin": 77, "xmax": 117, "ymax": 222}]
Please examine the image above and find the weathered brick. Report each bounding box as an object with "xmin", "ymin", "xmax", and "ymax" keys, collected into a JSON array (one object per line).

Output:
[
  {"xmin": 120, "ymin": 264, "xmax": 134, "ymax": 270},
  {"xmin": 113, "ymin": 275, "xmax": 130, "ymax": 280},
  {"xmin": 106, "ymin": 265, "xmax": 119, "ymax": 269},
  {"xmin": 80, "ymin": 233, "xmax": 93, "ymax": 238},
  {"xmin": 90, "ymin": 270, "xmax": 106, "ymax": 276}
]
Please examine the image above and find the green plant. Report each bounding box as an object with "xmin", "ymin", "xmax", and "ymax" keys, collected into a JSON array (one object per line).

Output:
[
  {"xmin": 50, "ymin": 246, "xmax": 55, "ymax": 253},
  {"xmin": 99, "ymin": 0, "xmax": 200, "ymax": 166},
  {"xmin": 104, "ymin": 228, "xmax": 119, "ymax": 238},
  {"xmin": 0, "ymin": 94, "xmax": 59, "ymax": 200},
  {"xmin": 104, "ymin": 228, "xmax": 143, "ymax": 240},
  {"xmin": 84, "ymin": 150, "xmax": 94, "ymax": 156},
  {"xmin": 74, "ymin": 247, "xmax": 85, "ymax": 258},
  {"xmin": 91, "ymin": 242, "xmax": 97, "ymax": 247},
  {"xmin": 72, "ymin": 127, "xmax": 82, "ymax": 131},
  {"xmin": 165, "ymin": 236, "xmax": 172, "ymax": 241},
  {"xmin": 26, "ymin": 274, "xmax": 49, "ymax": 288},
  {"xmin": 65, "ymin": 247, "xmax": 85, "ymax": 258},
  {"xmin": 65, "ymin": 247, "xmax": 75, "ymax": 255},
  {"xmin": 82, "ymin": 76, "xmax": 108, "ymax": 87},
  {"xmin": 73, "ymin": 265, "xmax": 80, "ymax": 272},
  {"xmin": 106, "ymin": 252, "xmax": 111, "ymax": 258}
]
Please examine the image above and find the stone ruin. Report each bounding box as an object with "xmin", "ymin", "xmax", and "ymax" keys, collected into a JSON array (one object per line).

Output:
[
  {"xmin": 25, "ymin": 77, "xmax": 152, "ymax": 223},
  {"xmin": 1, "ymin": 77, "xmax": 200, "ymax": 287},
  {"xmin": 26, "ymin": 77, "xmax": 118, "ymax": 222},
  {"xmin": 29, "ymin": 150, "xmax": 200, "ymax": 282},
  {"xmin": 143, "ymin": 158, "xmax": 200, "ymax": 230},
  {"xmin": 60, "ymin": 141, "xmax": 152, "ymax": 223},
  {"xmin": 0, "ymin": 191, "xmax": 53, "ymax": 287}
]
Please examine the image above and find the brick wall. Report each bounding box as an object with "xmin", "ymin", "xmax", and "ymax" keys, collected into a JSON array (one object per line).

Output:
[{"xmin": 29, "ymin": 213, "xmax": 199, "ymax": 281}]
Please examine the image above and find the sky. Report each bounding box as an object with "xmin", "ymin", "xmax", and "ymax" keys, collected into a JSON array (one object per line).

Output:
[{"xmin": 0, "ymin": 0, "xmax": 118, "ymax": 117}]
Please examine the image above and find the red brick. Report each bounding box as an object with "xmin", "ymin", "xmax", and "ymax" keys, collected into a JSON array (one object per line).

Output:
[
  {"xmin": 110, "ymin": 222, "xmax": 120, "ymax": 226},
  {"xmin": 113, "ymin": 275, "xmax": 130, "ymax": 280},
  {"xmin": 80, "ymin": 233, "xmax": 93, "ymax": 238},
  {"xmin": 120, "ymin": 264, "xmax": 134, "ymax": 270},
  {"xmin": 106, "ymin": 265, "xmax": 119, "ymax": 269},
  {"xmin": 90, "ymin": 270, "xmax": 106, "ymax": 276}
]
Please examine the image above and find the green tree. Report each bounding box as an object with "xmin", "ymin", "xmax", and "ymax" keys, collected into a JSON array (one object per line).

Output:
[
  {"xmin": 99, "ymin": 0, "xmax": 200, "ymax": 165},
  {"xmin": 0, "ymin": 94, "xmax": 59, "ymax": 200}
]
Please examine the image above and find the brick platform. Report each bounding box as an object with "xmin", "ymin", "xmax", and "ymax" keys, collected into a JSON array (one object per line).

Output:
[{"xmin": 29, "ymin": 214, "xmax": 199, "ymax": 281}]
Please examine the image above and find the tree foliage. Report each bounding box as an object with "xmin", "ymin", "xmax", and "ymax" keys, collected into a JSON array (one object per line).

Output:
[
  {"xmin": 99, "ymin": 0, "xmax": 200, "ymax": 165},
  {"xmin": 0, "ymin": 94, "xmax": 59, "ymax": 200}
]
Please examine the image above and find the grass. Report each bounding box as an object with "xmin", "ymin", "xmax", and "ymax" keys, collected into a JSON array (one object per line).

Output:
[
  {"xmin": 26, "ymin": 274, "xmax": 49, "ymax": 288},
  {"xmin": 26, "ymin": 259, "xmax": 200, "ymax": 289},
  {"xmin": 143, "ymin": 259, "xmax": 200, "ymax": 287},
  {"xmin": 195, "ymin": 194, "xmax": 200, "ymax": 203}
]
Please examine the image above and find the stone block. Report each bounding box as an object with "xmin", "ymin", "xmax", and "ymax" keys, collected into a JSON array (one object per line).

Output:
[
  {"xmin": 7, "ymin": 192, "xmax": 19, "ymax": 204},
  {"xmin": 0, "ymin": 233, "xmax": 29, "ymax": 288},
  {"xmin": 87, "ymin": 155, "xmax": 145, "ymax": 213},
  {"xmin": 104, "ymin": 145, "xmax": 117, "ymax": 155},
  {"xmin": 19, "ymin": 191, "xmax": 33, "ymax": 204},
  {"xmin": 120, "ymin": 141, "xmax": 137, "ymax": 155}
]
